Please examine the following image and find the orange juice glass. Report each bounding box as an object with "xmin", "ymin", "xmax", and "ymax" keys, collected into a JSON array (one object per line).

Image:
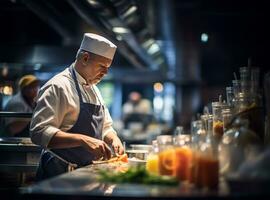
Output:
[
  {"xmin": 146, "ymin": 154, "xmax": 159, "ymax": 175},
  {"xmin": 158, "ymin": 148, "xmax": 175, "ymax": 176}
]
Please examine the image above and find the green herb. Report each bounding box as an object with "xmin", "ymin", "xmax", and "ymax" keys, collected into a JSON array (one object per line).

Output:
[{"xmin": 98, "ymin": 166, "xmax": 179, "ymax": 186}]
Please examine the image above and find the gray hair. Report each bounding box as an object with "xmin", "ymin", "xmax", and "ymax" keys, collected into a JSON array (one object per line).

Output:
[{"xmin": 76, "ymin": 49, "xmax": 87, "ymax": 60}]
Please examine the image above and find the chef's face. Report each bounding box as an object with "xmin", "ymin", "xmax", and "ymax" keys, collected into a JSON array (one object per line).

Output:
[{"xmin": 81, "ymin": 52, "xmax": 112, "ymax": 84}]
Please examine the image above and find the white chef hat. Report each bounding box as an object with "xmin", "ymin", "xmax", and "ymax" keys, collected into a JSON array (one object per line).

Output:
[{"xmin": 79, "ymin": 33, "xmax": 117, "ymax": 60}]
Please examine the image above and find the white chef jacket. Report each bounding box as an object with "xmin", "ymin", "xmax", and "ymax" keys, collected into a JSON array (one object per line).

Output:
[{"xmin": 30, "ymin": 65, "xmax": 116, "ymax": 148}]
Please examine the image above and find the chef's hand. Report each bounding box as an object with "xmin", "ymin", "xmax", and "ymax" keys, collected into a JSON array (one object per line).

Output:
[
  {"xmin": 80, "ymin": 135, "xmax": 111, "ymax": 160},
  {"xmin": 104, "ymin": 132, "xmax": 124, "ymax": 155},
  {"xmin": 111, "ymin": 136, "xmax": 124, "ymax": 155}
]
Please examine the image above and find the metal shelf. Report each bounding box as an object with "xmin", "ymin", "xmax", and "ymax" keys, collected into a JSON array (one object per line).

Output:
[{"xmin": 0, "ymin": 112, "xmax": 32, "ymax": 118}]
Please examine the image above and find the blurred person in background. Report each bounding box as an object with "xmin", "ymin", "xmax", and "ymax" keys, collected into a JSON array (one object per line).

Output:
[
  {"xmin": 122, "ymin": 91, "xmax": 153, "ymax": 129},
  {"xmin": 4, "ymin": 75, "xmax": 40, "ymax": 137},
  {"xmin": 30, "ymin": 33, "xmax": 124, "ymax": 180}
]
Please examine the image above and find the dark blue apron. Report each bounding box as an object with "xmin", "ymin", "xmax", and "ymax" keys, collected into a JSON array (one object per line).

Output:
[{"xmin": 36, "ymin": 66, "xmax": 105, "ymax": 181}]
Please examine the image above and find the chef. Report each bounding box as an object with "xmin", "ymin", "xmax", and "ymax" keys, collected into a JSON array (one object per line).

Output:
[{"xmin": 30, "ymin": 33, "xmax": 124, "ymax": 180}]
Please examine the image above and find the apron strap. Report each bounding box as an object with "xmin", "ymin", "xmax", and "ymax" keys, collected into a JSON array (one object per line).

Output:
[
  {"xmin": 47, "ymin": 150, "xmax": 78, "ymax": 169},
  {"xmin": 69, "ymin": 66, "xmax": 83, "ymax": 103}
]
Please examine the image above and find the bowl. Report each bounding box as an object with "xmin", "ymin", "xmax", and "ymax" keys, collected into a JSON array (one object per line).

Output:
[
  {"xmin": 128, "ymin": 157, "xmax": 147, "ymax": 167},
  {"xmin": 125, "ymin": 149, "xmax": 149, "ymax": 160}
]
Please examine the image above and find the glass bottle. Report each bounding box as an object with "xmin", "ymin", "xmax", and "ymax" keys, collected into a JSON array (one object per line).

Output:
[
  {"xmin": 195, "ymin": 119, "xmax": 219, "ymax": 190},
  {"xmin": 226, "ymin": 86, "xmax": 234, "ymax": 106},
  {"xmin": 232, "ymin": 80, "xmax": 241, "ymax": 108},
  {"xmin": 191, "ymin": 120, "xmax": 207, "ymax": 144},
  {"xmin": 174, "ymin": 126, "xmax": 184, "ymax": 136}
]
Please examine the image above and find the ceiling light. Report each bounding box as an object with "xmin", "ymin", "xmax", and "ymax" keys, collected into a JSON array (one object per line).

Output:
[
  {"xmin": 147, "ymin": 43, "xmax": 160, "ymax": 55},
  {"xmin": 142, "ymin": 39, "xmax": 155, "ymax": 49},
  {"xmin": 34, "ymin": 63, "xmax": 42, "ymax": 70},
  {"xmin": 154, "ymin": 82, "xmax": 164, "ymax": 93},
  {"xmin": 112, "ymin": 27, "xmax": 130, "ymax": 34},
  {"xmin": 122, "ymin": 6, "xmax": 137, "ymax": 18},
  {"xmin": 201, "ymin": 33, "xmax": 208, "ymax": 43},
  {"xmin": 87, "ymin": 0, "xmax": 100, "ymax": 7}
]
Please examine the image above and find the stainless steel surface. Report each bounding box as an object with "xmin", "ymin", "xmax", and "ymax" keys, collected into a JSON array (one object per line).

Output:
[
  {"xmin": 0, "ymin": 137, "xmax": 34, "ymax": 145},
  {"xmin": 0, "ymin": 112, "xmax": 32, "ymax": 118},
  {"xmin": 21, "ymin": 163, "xmax": 231, "ymax": 198},
  {"xmin": 0, "ymin": 139, "xmax": 41, "ymax": 173}
]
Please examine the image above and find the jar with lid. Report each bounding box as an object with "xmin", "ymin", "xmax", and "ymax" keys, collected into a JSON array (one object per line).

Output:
[
  {"xmin": 222, "ymin": 107, "xmax": 234, "ymax": 133},
  {"xmin": 212, "ymin": 101, "xmax": 227, "ymax": 140}
]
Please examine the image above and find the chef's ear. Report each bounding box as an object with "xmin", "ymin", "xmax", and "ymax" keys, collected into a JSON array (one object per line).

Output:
[{"xmin": 82, "ymin": 52, "xmax": 90, "ymax": 65}]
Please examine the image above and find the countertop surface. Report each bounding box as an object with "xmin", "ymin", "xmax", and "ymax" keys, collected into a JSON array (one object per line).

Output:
[{"xmin": 20, "ymin": 162, "xmax": 266, "ymax": 199}]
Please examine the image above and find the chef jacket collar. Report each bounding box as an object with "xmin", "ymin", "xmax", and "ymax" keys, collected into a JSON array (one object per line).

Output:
[{"xmin": 72, "ymin": 64, "xmax": 91, "ymax": 86}]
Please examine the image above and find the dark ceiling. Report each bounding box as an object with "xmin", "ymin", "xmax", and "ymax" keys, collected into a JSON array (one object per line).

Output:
[{"xmin": 0, "ymin": 0, "xmax": 269, "ymax": 85}]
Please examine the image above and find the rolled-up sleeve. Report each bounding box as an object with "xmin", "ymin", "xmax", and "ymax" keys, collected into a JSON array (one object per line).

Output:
[{"xmin": 30, "ymin": 84, "xmax": 66, "ymax": 148}]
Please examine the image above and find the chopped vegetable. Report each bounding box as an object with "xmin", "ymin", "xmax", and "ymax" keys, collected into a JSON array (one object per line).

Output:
[
  {"xmin": 117, "ymin": 153, "xmax": 128, "ymax": 162},
  {"xmin": 98, "ymin": 165, "xmax": 179, "ymax": 186}
]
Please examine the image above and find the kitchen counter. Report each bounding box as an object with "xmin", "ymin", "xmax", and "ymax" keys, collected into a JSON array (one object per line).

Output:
[
  {"xmin": 0, "ymin": 138, "xmax": 41, "ymax": 169},
  {"xmin": 20, "ymin": 163, "xmax": 269, "ymax": 200},
  {"xmin": 0, "ymin": 138, "xmax": 41, "ymax": 189}
]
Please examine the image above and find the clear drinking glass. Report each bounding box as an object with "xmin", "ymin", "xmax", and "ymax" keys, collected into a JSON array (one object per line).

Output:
[
  {"xmin": 239, "ymin": 67, "xmax": 251, "ymax": 94},
  {"xmin": 226, "ymin": 87, "xmax": 234, "ymax": 106}
]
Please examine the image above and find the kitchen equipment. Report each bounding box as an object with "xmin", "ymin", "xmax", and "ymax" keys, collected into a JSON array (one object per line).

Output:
[
  {"xmin": 130, "ymin": 144, "xmax": 152, "ymax": 152},
  {"xmin": 125, "ymin": 149, "xmax": 149, "ymax": 160}
]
